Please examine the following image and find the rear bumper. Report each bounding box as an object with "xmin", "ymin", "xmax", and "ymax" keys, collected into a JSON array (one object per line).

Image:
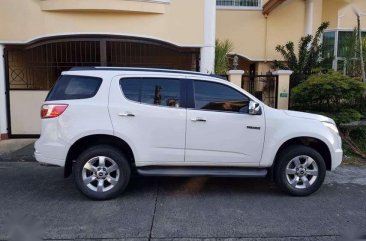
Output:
[
  {"xmin": 34, "ymin": 150, "xmax": 65, "ymax": 167},
  {"xmin": 34, "ymin": 139, "xmax": 66, "ymax": 167}
]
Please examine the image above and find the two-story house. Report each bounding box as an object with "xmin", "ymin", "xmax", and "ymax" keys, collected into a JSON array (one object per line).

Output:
[{"xmin": 0, "ymin": 0, "xmax": 365, "ymax": 137}]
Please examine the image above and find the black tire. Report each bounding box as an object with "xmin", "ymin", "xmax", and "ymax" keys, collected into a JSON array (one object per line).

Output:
[
  {"xmin": 274, "ymin": 145, "xmax": 326, "ymax": 196},
  {"xmin": 73, "ymin": 145, "xmax": 131, "ymax": 200}
]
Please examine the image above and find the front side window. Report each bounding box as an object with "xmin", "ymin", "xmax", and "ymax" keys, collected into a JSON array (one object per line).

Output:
[
  {"xmin": 47, "ymin": 75, "xmax": 102, "ymax": 101},
  {"xmin": 120, "ymin": 78, "xmax": 181, "ymax": 108},
  {"xmin": 194, "ymin": 80, "xmax": 250, "ymax": 113}
]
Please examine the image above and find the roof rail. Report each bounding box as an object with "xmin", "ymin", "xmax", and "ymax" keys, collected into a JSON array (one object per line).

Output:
[{"xmin": 68, "ymin": 66, "xmax": 218, "ymax": 78}]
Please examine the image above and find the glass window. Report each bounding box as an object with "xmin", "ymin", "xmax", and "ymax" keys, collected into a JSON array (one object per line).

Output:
[
  {"xmin": 120, "ymin": 78, "xmax": 140, "ymax": 102},
  {"xmin": 216, "ymin": 0, "xmax": 260, "ymax": 7},
  {"xmin": 338, "ymin": 31, "xmax": 356, "ymax": 58},
  {"xmin": 141, "ymin": 78, "xmax": 181, "ymax": 107},
  {"xmin": 322, "ymin": 31, "xmax": 335, "ymax": 69},
  {"xmin": 120, "ymin": 78, "xmax": 181, "ymax": 108},
  {"xmin": 194, "ymin": 81, "xmax": 250, "ymax": 113},
  {"xmin": 47, "ymin": 75, "xmax": 102, "ymax": 101}
]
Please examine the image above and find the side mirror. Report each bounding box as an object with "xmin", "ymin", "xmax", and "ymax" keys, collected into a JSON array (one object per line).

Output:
[{"xmin": 249, "ymin": 101, "xmax": 261, "ymax": 115}]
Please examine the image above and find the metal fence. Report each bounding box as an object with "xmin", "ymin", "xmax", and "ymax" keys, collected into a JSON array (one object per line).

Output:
[
  {"xmin": 216, "ymin": 0, "xmax": 261, "ymax": 7},
  {"xmin": 242, "ymin": 74, "xmax": 278, "ymax": 108},
  {"xmin": 5, "ymin": 37, "xmax": 199, "ymax": 90}
]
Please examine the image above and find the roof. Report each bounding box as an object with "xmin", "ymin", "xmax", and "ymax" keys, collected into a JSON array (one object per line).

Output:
[
  {"xmin": 69, "ymin": 67, "xmax": 227, "ymax": 80},
  {"xmin": 263, "ymin": 0, "xmax": 287, "ymax": 15}
]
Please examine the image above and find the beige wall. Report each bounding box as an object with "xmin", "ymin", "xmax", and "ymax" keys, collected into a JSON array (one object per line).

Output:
[
  {"xmin": 217, "ymin": 0, "xmax": 306, "ymax": 62},
  {"xmin": 9, "ymin": 91, "xmax": 48, "ymax": 135},
  {"xmin": 266, "ymin": 0, "xmax": 306, "ymax": 60},
  {"xmin": 217, "ymin": 10, "xmax": 266, "ymax": 61},
  {"xmin": 322, "ymin": 0, "xmax": 366, "ymax": 29},
  {"xmin": 0, "ymin": 0, "xmax": 205, "ymax": 47}
]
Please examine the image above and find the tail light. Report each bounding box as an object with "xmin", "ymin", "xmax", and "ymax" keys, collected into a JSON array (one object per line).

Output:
[{"xmin": 41, "ymin": 104, "xmax": 68, "ymax": 119}]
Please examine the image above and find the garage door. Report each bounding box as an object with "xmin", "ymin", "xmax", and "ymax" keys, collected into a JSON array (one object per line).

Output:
[{"xmin": 5, "ymin": 36, "xmax": 200, "ymax": 136}]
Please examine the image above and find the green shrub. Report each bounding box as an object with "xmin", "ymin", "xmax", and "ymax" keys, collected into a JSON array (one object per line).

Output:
[
  {"xmin": 319, "ymin": 109, "xmax": 362, "ymax": 124},
  {"xmin": 292, "ymin": 71, "xmax": 366, "ymax": 124}
]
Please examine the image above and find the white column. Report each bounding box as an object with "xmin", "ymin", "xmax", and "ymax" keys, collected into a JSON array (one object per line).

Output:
[
  {"xmin": 0, "ymin": 44, "xmax": 8, "ymax": 138},
  {"xmin": 227, "ymin": 70, "xmax": 244, "ymax": 88},
  {"xmin": 305, "ymin": 0, "xmax": 314, "ymax": 35},
  {"xmin": 200, "ymin": 0, "xmax": 216, "ymax": 74},
  {"xmin": 273, "ymin": 70, "xmax": 293, "ymax": 110}
]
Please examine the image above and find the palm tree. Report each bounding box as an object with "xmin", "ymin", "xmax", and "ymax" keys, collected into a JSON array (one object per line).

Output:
[{"xmin": 215, "ymin": 39, "xmax": 234, "ymax": 75}]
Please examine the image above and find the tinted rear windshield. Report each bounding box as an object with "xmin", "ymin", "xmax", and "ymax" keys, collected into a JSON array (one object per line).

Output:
[{"xmin": 47, "ymin": 75, "xmax": 102, "ymax": 101}]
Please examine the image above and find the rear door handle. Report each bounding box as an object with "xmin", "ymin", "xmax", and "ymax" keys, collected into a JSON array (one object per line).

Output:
[
  {"xmin": 118, "ymin": 112, "xmax": 135, "ymax": 117},
  {"xmin": 191, "ymin": 117, "xmax": 206, "ymax": 122}
]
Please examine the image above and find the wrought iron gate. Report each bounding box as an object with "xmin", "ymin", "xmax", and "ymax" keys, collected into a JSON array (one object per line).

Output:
[
  {"xmin": 242, "ymin": 74, "xmax": 278, "ymax": 108},
  {"xmin": 4, "ymin": 36, "xmax": 200, "ymax": 137},
  {"xmin": 5, "ymin": 36, "xmax": 200, "ymax": 90}
]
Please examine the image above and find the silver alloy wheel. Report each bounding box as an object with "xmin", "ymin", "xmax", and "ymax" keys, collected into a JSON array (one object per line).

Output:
[
  {"xmin": 82, "ymin": 156, "xmax": 120, "ymax": 192},
  {"xmin": 285, "ymin": 155, "xmax": 319, "ymax": 189}
]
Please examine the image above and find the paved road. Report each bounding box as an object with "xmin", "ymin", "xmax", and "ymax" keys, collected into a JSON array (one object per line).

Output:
[{"xmin": 0, "ymin": 162, "xmax": 366, "ymax": 241}]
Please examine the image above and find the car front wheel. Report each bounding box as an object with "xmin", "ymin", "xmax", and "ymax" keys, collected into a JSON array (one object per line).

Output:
[
  {"xmin": 73, "ymin": 145, "xmax": 131, "ymax": 200},
  {"xmin": 275, "ymin": 145, "xmax": 326, "ymax": 196}
]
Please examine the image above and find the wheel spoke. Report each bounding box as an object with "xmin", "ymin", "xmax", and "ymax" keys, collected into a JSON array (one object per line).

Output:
[
  {"xmin": 286, "ymin": 168, "xmax": 296, "ymax": 175},
  {"xmin": 290, "ymin": 176, "xmax": 300, "ymax": 187},
  {"xmin": 83, "ymin": 175, "xmax": 96, "ymax": 185},
  {"xmin": 293, "ymin": 157, "xmax": 301, "ymax": 167},
  {"xmin": 97, "ymin": 179, "xmax": 104, "ymax": 192},
  {"xmin": 304, "ymin": 157, "xmax": 314, "ymax": 168},
  {"xmin": 301, "ymin": 176, "xmax": 311, "ymax": 188},
  {"xmin": 106, "ymin": 175, "xmax": 118, "ymax": 186},
  {"xmin": 84, "ymin": 162, "xmax": 97, "ymax": 172},
  {"xmin": 107, "ymin": 164, "xmax": 118, "ymax": 173},
  {"xmin": 98, "ymin": 156, "xmax": 106, "ymax": 167},
  {"xmin": 307, "ymin": 169, "xmax": 318, "ymax": 176}
]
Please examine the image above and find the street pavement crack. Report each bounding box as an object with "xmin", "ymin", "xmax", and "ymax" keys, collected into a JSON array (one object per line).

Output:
[{"xmin": 148, "ymin": 179, "xmax": 159, "ymax": 241}]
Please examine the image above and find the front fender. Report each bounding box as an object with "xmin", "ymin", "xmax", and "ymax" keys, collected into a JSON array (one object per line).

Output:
[{"xmin": 260, "ymin": 109, "xmax": 339, "ymax": 168}]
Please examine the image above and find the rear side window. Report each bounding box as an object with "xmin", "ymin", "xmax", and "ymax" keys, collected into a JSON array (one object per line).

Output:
[
  {"xmin": 46, "ymin": 75, "xmax": 102, "ymax": 101},
  {"xmin": 120, "ymin": 78, "xmax": 182, "ymax": 108}
]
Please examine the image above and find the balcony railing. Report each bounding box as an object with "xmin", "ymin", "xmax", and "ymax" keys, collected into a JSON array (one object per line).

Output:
[{"xmin": 216, "ymin": 0, "xmax": 262, "ymax": 8}]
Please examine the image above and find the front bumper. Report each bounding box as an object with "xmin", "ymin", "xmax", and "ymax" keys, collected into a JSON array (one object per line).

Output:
[{"xmin": 332, "ymin": 148, "xmax": 343, "ymax": 171}]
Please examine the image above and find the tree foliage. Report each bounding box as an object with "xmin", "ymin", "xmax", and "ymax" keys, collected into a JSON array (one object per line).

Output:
[
  {"xmin": 292, "ymin": 71, "xmax": 366, "ymax": 124},
  {"xmin": 274, "ymin": 22, "xmax": 330, "ymax": 75},
  {"xmin": 215, "ymin": 39, "xmax": 234, "ymax": 74}
]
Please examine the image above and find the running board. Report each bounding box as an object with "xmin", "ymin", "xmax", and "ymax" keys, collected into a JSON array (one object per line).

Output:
[{"xmin": 137, "ymin": 166, "xmax": 268, "ymax": 178}]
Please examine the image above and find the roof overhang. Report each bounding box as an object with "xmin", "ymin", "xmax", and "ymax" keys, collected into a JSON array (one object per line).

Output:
[{"xmin": 262, "ymin": 0, "xmax": 287, "ymax": 16}]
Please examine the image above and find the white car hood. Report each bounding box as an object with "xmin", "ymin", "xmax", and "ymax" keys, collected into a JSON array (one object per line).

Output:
[{"xmin": 283, "ymin": 110, "xmax": 335, "ymax": 124}]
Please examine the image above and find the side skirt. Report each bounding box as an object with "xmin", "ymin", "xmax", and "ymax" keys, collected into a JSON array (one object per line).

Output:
[{"xmin": 137, "ymin": 166, "xmax": 268, "ymax": 178}]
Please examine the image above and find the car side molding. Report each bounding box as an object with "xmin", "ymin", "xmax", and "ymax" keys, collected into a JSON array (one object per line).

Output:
[{"xmin": 137, "ymin": 166, "xmax": 268, "ymax": 177}]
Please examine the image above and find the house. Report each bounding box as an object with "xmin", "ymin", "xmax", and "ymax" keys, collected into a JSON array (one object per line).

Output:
[{"xmin": 0, "ymin": 0, "xmax": 365, "ymax": 138}]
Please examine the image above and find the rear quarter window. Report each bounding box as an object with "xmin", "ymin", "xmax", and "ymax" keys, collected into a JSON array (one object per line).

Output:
[{"xmin": 46, "ymin": 75, "xmax": 102, "ymax": 101}]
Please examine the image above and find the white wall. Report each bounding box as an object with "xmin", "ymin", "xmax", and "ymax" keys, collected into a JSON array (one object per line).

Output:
[
  {"xmin": 9, "ymin": 90, "xmax": 48, "ymax": 135},
  {"xmin": 0, "ymin": 45, "xmax": 7, "ymax": 137}
]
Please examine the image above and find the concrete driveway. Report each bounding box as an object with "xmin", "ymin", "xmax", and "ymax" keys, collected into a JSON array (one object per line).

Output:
[{"xmin": 0, "ymin": 160, "xmax": 366, "ymax": 241}]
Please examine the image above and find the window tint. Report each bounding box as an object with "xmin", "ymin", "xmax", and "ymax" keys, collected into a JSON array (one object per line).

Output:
[
  {"xmin": 194, "ymin": 80, "xmax": 249, "ymax": 113},
  {"xmin": 120, "ymin": 79, "xmax": 140, "ymax": 102},
  {"xmin": 120, "ymin": 78, "xmax": 181, "ymax": 108},
  {"xmin": 47, "ymin": 75, "xmax": 102, "ymax": 101}
]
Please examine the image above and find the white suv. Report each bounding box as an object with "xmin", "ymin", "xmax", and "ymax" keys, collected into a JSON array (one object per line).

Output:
[{"xmin": 35, "ymin": 67, "xmax": 343, "ymax": 200}]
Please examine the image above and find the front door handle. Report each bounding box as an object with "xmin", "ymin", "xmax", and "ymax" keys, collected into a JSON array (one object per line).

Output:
[
  {"xmin": 118, "ymin": 112, "xmax": 135, "ymax": 117},
  {"xmin": 191, "ymin": 117, "xmax": 206, "ymax": 122}
]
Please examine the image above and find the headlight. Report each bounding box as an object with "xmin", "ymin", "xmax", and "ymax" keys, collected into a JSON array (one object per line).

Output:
[{"xmin": 322, "ymin": 121, "xmax": 339, "ymax": 134}]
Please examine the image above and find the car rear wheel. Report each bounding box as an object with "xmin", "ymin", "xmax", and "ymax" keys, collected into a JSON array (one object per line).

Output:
[
  {"xmin": 73, "ymin": 145, "xmax": 131, "ymax": 200},
  {"xmin": 275, "ymin": 145, "xmax": 326, "ymax": 196}
]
